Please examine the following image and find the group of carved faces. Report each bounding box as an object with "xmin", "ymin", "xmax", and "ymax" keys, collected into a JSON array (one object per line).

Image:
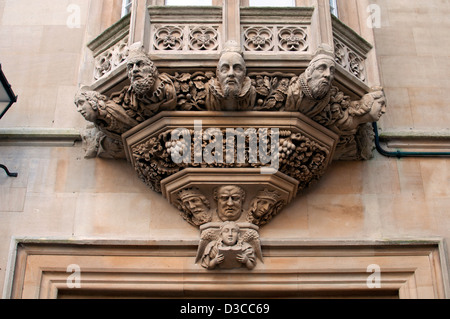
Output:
[
  {"xmin": 76, "ymin": 46, "xmax": 385, "ymax": 129},
  {"xmin": 76, "ymin": 48, "xmax": 337, "ymax": 119},
  {"xmin": 178, "ymin": 185, "xmax": 282, "ymax": 227}
]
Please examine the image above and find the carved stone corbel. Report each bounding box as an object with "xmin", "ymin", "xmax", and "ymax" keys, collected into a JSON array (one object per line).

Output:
[{"xmin": 74, "ymin": 40, "xmax": 387, "ymax": 270}]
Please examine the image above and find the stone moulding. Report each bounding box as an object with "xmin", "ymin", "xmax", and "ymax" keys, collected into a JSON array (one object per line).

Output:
[{"xmin": 5, "ymin": 238, "xmax": 449, "ymax": 298}]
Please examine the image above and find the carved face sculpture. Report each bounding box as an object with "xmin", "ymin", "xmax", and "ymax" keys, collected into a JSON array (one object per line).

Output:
[
  {"xmin": 220, "ymin": 221, "xmax": 240, "ymax": 246},
  {"xmin": 182, "ymin": 196, "xmax": 211, "ymax": 225},
  {"xmin": 367, "ymin": 92, "xmax": 387, "ymax": 121},
  {"xmin": 127, "ymin": 54, "xmax": 157, "ymax": 96},
  {"xmin": 217, "ymin": 52, "xmax": 246, "ymax": 98},
  {"xmin": 307, "ymin": 57, "xmax": 336, "ymax": 99},
  {"xmin": 215, "ymin": 185, "xmax": 245, "ymax": 221},
  {"xmin": 74, "ymin": 92, "xmax": 99, "ymax": 123},
  {"xmin": 252, "ymin": 198, "xmax": 276, "ymax": 219}
]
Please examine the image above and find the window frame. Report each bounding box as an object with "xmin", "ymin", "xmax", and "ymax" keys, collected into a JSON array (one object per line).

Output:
[
  {"xmin": 121, "ymin": 0, "xmax": 133, "ymax": 17},
  {"xmin": 165, "ymin": 0, "xmax": 213, "ymax": 5},
  {"xmin": 329, "ymin": 0, "xmax": 338, "ymax": 17},
  {"xmin": 248, "ymin": 0, "xmax": 296, "ymax": 7}
]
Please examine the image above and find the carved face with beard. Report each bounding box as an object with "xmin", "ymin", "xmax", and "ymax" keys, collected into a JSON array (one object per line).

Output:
[
  {"xmin": 306, "ymin": 57, "xmax": 336, "ymax": 100},
  {"xmin": 127, "ymin": 54, "xmax": 158, "ymax": 96},
  {"xmin": 217, "ymin": 51, "xmax": 246, "ymax": 98}
]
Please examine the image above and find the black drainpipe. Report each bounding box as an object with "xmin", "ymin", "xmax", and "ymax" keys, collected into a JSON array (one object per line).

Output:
[{"xmin": 372, "ymin": 122, "xmax": 450, "ymax": 158}]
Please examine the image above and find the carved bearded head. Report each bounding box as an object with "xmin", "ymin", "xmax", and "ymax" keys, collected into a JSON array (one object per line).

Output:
[
  {"xmin": 178, "ymin": 188, "xmax": 212, "ymax": 226},
  {"xmin": 305, "ymin": 46, "xmax": 336, "ymax": 100},
  {"xmin": 216, "ymin": 42, "xmax": 247, "ymax": 98},
  {"xmin": 126, "ymin": 47, "xmax": 158, "ymax": 96}
]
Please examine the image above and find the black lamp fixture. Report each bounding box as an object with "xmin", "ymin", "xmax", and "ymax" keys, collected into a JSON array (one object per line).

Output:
[{"xmin": 0, "ymin": 63, "xmax": 18, "ymax": 177}]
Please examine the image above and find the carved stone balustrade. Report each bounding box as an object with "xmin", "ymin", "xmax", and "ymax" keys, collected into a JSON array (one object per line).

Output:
[
  {"xmin": 87, "ymin": 14, "xmax": 131, "ymax": 86},
  {"xmin": 332, "ymin": 16, "xmax": 372, "ymax": 87},
  {"xmin": 86, "ymin": 4, "xmax": 374, "ymax": 99}
]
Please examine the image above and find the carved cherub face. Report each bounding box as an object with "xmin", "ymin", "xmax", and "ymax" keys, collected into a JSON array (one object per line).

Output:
[
  {"xmin": 217, "ymin": 52, "xmax": 246, "ymax": 97},
  {"xmin": 74, "ymin": 92, "xmax": 98, "ymax": 123},
  {"xmin": 307, "ymin": 58, "xmax": 336, "ymax": 99},
  {"xmin": 127, "ymin": 55, "xmax": 157, "ymax": 95},
  {"xmin": 220, "ymin": 222, "xmax": 240, "ymax": 246},
  {"xmin": 215, "ymin": 185, "xmax": 245, "ymax": 221}
]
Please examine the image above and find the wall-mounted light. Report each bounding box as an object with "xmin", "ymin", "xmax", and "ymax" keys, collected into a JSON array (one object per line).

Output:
[{"xmin": 0, "ymin": 64, "xmax": 18, "ymax": 177}]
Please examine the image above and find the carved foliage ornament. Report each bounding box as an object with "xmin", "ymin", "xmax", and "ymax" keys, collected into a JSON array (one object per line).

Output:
[{"xmin": 75, "ymin": 42, "xmax": 386, "ymax": 270}]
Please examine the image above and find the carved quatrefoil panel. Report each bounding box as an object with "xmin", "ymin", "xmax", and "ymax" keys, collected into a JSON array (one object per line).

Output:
[
  {"xmin": 243, "ymin": 26, "xmax": 309, "ymax": 53},
  {"xmin": 333, "ymin": 38, "xmax": 367, "ymax": 83},
  {"xmin": 153, "ymin": 25, "xmax": 220, "ymax": 52}
]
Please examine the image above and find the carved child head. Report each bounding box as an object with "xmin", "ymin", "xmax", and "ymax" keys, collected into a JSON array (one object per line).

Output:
[
  {"xmin": 305, "ymin": 45, "xmax": 336, "ymax": 100},
  {"xmin": 219, "ymin": 221, "xmax": 240, "ymax": 246},
  {"xmin": 216, "ymin": 41, "xmax": 247, "ymax": 98},
  {"xmin": 74, "ymin": 90, "xmax": 107, "ymax": 123},
  {"xmin": 214, "ymin": 185, "xmax": 246, "ymax": 222},
  {"xmin": 126, "ymin": 46, "xmax": 158, "ymax": 96}
]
